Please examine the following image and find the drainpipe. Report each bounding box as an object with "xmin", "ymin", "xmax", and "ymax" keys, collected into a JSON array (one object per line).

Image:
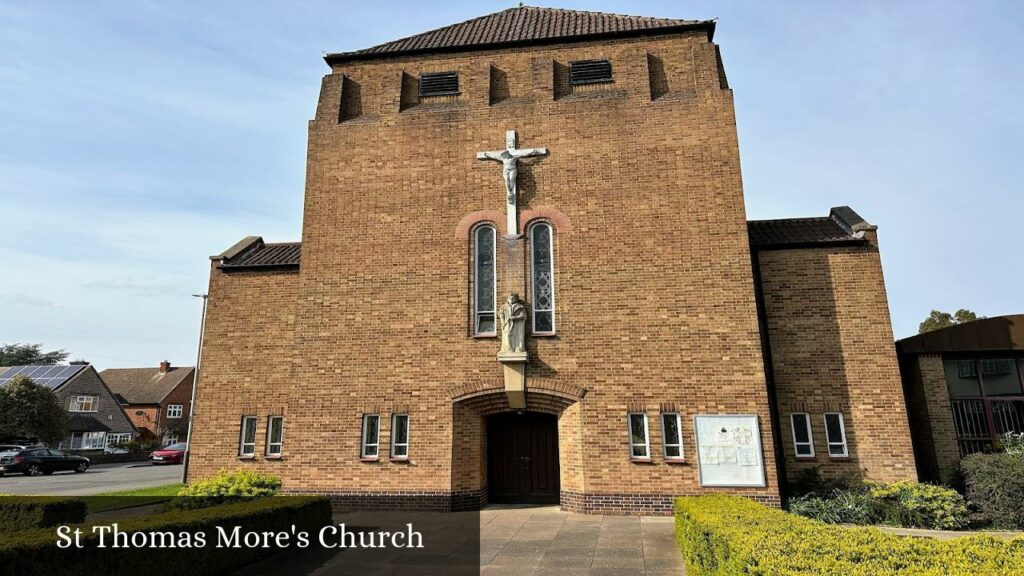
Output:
[{"xmin": 181, "ymin": 293, "xmax": 208, "ymax": 484}]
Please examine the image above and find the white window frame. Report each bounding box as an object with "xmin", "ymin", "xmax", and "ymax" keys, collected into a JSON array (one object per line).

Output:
[
  {"xmin": 68, "ymin": 395, "xmax": 99, "ymax": 412},
  {"xmin": 266, "ymin": 416, "xmax": 284, "ymax": 457},
  {"xmin": 473, "ymin": 224, "xmax": 497, "ymax": 336},
  {"xmin": 238, "ymin": 416, "xmax": 257, "ymax": 457},
  {"xmin": 660, "ymin": 412, "xmax": 684, "ymax": 460},
  {"xmin": 628, "ymin": 412, "xmax": 650, "ymax": 459},
  {"xmin": 390, "ymin": 413, "xmax": 409, "ymax": 459},
  {"xmin": 823, "ymin": 413, "xmax": 849, "ymax": 458},
  {"xmin": 529, "ymin": 221, "xmax": 556, "ymax": 334},
  {"xmin": 361, "ymin": 414, "xmax": 380, "ymax": 459},
  {"xmin": 163, "ymin": 434, "xmax": 178, "ymax": 446},
  {"xmin": 166, "ymin": 404, "xmax": 183, "ymax": 418},
  {"xmin": 790, "ymin": 413, "xmax": 815, "ymax": 458},
  {"xmin": 82, "ymin": 431, "xmax": 106, "ymax": 450},
  {"xmin": 106, "ymin": 433, "xmax": 131, "ymax": 447}
]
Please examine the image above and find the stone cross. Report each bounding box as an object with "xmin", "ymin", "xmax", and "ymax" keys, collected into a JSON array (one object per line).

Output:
[{"xmin": 476, "ymin": 130, "xmax": 548, "ymax": 236}]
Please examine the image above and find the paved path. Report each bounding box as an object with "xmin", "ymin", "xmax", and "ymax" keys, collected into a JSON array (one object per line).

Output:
[{"xmin": 0, "ymin": 462, "xmax": 180, "ymax": 495}]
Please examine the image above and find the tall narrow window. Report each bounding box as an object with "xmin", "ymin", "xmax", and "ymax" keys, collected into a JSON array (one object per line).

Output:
[
  {"xmin": 628, "ymin": 413, "xmax": 650, "ymax": 459},
  {"xmin": 474, "ymin": 225, "xmax": 497, "ymax": 335},
  {"xmin": 391, "ymin": 414, "xmax": 409, "ymax": 459},
  {"xmin": 361, "ymin": 414, "xmax": 380, "ymax": 459},
  {"xmin": 823, "ymin": 413, "xmax": 848, "ymax": 457},
  {"xmin": 238, "ymin": 416, "xmax": 257, "ymax": 457},
  {"xmin": 530, "ymin": 222, "xmax": 555, "ymax": 333},
  {"xmin": 661, "ymin": 413, "xmax": 684, "ymax": 460},
  {"xmin": 266, "ymin": 416, "xmax": 284, "ymax": 457},
  {"xmin": 790, "ymin": 413, "xmax": 814, "ymax": 458}
]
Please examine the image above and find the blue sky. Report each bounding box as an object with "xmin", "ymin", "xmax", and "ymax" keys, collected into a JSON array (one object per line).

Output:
[{"xmin": 1, "ymin": 1, "xmax": 1021, "ymax": 368}]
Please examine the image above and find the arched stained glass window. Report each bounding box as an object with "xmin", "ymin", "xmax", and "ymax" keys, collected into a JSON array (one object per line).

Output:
[
  {"xmin": 474, "ymin": 225, "xmax": 497, "ymax": 335},
  {"xmin": 530, "ymin": 222, "xmax": 555, "ymax": 333}
]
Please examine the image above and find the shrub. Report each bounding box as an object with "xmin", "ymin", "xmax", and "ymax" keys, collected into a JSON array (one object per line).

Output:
[
  {"xmin": 676, "ymin": 494, "xmax": 1024, "ymax": 576},
  {"xmin": 175, "ymin": 469, "xmax": 281, "ymax": 509},
  {"xmin": 1002, "ymin": 432, "xmax": 1024, "ymax": 456},
  {"xmin": 0, "ymin": 497, "xmax": 86, "ymax": 532},
  {"xmin": 788, "ymin": 489, "xmax": 875, "ymax": 525},
  {"xmin": 0, "ymin": 496, "xmax": 332, "ymax": 576},
  {"xmin": 788, "ymin": 481, "xmax": 968, "ymax": 530},
  {"xmin": 961, "ymin": 451, "xmax": 1024, "ymax": 529}
]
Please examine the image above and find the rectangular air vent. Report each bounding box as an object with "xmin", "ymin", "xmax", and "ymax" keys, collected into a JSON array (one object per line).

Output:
[
  {"xmin": 419, "ymin": 72, "xmax": 459, "ymax": 97},
  {"xmin": 569, "ymin": 59, "xmax": 613, "ymax": 86}
]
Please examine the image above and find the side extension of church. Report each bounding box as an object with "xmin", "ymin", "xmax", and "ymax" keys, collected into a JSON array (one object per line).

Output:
[{"xmin": 187, "ymin": 7, "xmax": 916, "ymax": 514}]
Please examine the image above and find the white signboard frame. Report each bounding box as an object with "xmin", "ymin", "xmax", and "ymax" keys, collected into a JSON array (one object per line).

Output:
[{"xmin": 693, "ymin": 414, "xmax": 767, "ymax": 488}]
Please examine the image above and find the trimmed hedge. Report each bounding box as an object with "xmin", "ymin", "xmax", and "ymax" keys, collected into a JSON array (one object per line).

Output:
[
  {"xmin": 0, "ymin": 497, "xmax": 87, "ymax": 532},
  {"xmin": 961, "ymin": 452, "xmax": 1024, "ymax": 529},
  {"xmin": 0, "ymin": 496, "xmax": 332, "ymax": 576},
  {"xmin": 676, "ymin": 494, "xmax": 1024, "ymax": 576},
  {"xmin": 175, "ymin": 469, "xmax": 281, "ymax": 509},
  {"xmin": 789, "ymin": 481, "xmax": 968, "ymax": 530}
]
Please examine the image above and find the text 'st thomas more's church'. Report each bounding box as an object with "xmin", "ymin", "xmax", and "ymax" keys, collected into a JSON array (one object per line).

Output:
[{"xmin": 188, "ymin": 6, "xmax": 917, "ymax": 514}]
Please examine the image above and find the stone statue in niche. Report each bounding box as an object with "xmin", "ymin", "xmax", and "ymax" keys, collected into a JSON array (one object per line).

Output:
[{"xmin": 497, "ymin": 293, "xmax": 528, "ymax": 353}]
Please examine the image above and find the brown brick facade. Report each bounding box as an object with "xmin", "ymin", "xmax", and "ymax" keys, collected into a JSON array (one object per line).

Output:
[{"xmin": 187, "ymin": 17, "xmax": 915, "ymax": 512}]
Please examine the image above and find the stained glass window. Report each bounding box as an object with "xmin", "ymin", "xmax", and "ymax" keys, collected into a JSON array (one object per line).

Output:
[
  {"xmin": 474, "ymin": 225, "xmax": 496, "ymax": 334},
  {"xmin": 531, "ymin": 223, "xmax": 555, "ymax": 333}
]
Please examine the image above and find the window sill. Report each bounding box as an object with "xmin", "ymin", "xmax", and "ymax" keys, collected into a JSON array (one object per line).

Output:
[
  {"xmin": 265, "ymin": 455, "xmax": 283, "ymax": 460},
  {"xmin": 389, "ymin": 457, "xmax": 409, "ymax": 463},
  {"xmin": 238, "ymin": 455, "xmax": 256, "ymax": 461},
  {"xmin": 359, "ymin": 456, "xmax": 380, "ymax": 463},
  {"xmin": 664, "ymin": 458, "xmax": 688, "ymax": 465},
  {"xmin": 629, "ymin": 457, "xmax": 653, "ymax": 464},
  {"xmin": 473, "ymin": 333, "xmax": 497, "ymax": 339},
  {"xmin": 532, "ymin": 332, "xmax": 557, "ymax": 338}
]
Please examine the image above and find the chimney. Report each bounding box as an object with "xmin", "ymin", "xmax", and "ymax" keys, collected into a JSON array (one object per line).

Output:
[{"xmin": 159, "ymin": 361, "xmax": 171, "ymax": 374}]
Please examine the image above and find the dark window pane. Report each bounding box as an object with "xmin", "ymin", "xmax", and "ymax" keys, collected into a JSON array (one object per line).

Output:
[
  {"xmin": 981, "ymin": 359, "xmax": 1023, "ymax": 396},
  {"xmin": 662, "ymin": 414, "xmax": 680, "ymax": 445},
  {"xmin": 629, "ymin": 414, "xmax": 646, "ymax": 445},
  {"xmin": 665, "ymin": 445, "xmax": 681, "ymax": 458},
  {"xmin": 796, "ymin": 444, "xmax": 813, "ymax": 457},
  {"xmin": 364, "ymin": 415, "xmax": 379, "ymax": 445},
  {"xmin": 944, "ymin": 359, "xmax": 981, "ymax": 397},
  {"xmin": 531, "ymin": 224, "xmax": 554, "ymax": 332},
  {"xmin": 828, "ymin": 444, "xmax": 846, "ymax": 457},
  {"xmin": 824, "ymin": 414, "xmax": 843, "ymax": 444},
  {"xmin": 475, "ymin": 226, "xmax": 496, "ymax": 333},
  {"xmin": 534, "ymin": 311, "xmax": 553, "ymax": 333},
  {"xmin": 477, "ymin": 313, "xmax": 495, "ymax": 334},
  {"xmin": 792, "ymin": 414, "xmax": 810, "ymax": 443},
  {"xmin": 394, "ymin": 415, "xmax": 408, "ymax": 444},
  {"xmin": 243, "ymin": 418, "xmax": 257, "ymax": 444}
]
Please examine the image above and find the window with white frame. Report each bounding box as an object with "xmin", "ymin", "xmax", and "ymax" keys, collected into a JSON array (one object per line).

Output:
[
  {"xmin": 106, "ymin": 433, "xmax": 131, "ymax": 447},
  {"xmin": 361, "ymin": 414, "xmax": 380, "ymax": 458},
  {"xmin": 391, "ymin": 414, "xmax": 409, "ymax": 459},
  {"xmin": 661, "ymin": 413, "xmax": 684, "ymax": 459},
  {"xmin": 628, "ymin": 413, "xmax": 650, "ymax": 459},
  {"xmin": 474, "ymin": 225, "xmax": 497, "ymax": 335},
  {"xmin": 266, "ymin": 416, "xmax": 284, "ymax": 457},
  {"xmin": 790, "ymin": 413, "xmax": 814, "ymax": 458},
  {"xmin": 530, "ymin": 222, "xmax": 555, "ymax": 333},
  {"xmin": 166, "ymin": 404, "xmax": 183, "ymax": 418},
  {"xmin": 79, "ymin": 431, "xmax": 105, "ymax": 450},
  {"xmin": 68, "ymin": 395, "xmax": 98, "ymax": 412},
  {"xmin": 823, "ymin": 413, "xmax": 848, "ymax": 457},
  {"xmin": 163, "ymin": 434, "xmax": 178, "ymax": 446},
  {"xmin": 238, "ymin": 416, "xmax": 257, "ymax": 457}
]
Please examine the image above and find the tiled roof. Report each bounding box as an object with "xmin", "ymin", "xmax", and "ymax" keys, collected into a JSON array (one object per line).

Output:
[
  {"xmin": 100, "ymin": 366, "xmax": 194, "ymax": 405},
  {"xmin": 214, "ymin": 237, "xmax": 300, "ymax": 270},
  {"xmin": 748, "ymin": 207, "xmax": 875, "ymax": 249},
  {"xmin": 326, "ymin": 6, "xmax": 713, "ymax": 63}
]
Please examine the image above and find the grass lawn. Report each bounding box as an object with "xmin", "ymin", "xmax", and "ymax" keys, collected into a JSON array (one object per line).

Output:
[{"xmin": 84, "ymin": 483, "xmax": 183, "ymax": 513}]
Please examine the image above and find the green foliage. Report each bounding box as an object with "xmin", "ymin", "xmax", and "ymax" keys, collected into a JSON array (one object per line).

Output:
[
  {"xmin": 675, "ymin": 494, "xmax": 1024, "ymax": 576},
  {"xmin": 0, "ymin": 343, "xmax": 68, "ymax": 367},
  {"xmin": 787, "ymin": 466, "xmax": 864, "ymax": 497},
  {"xmin": 961, "ymin": 452, "xmax": 1024, "ymax": 529},
  {"xmin": 0, "ymin": 496, "xmax": 332, "ymax": 576},
  {"xmin": 788, "ymin": 481, "xmax": 968, "ymax": 530},
  {"xmin": 175, "ymin": 469, "xmax": 281, "ymax": 509},
  {"xmin": 0, "ymin": 497, "xmax": 86, "ymax": 532},
  {"xmin": 1001, "ymin": 432, "xmax": 1024, "ymax": 456},
  {"xmin": 918, "ymin": 309, "xmax": 983, "ymax": 334},
  {"xmin": 788, "ymin": 489, "xmax": 876, "ymax": 525},
  {"xmin": 0, "ymin": 375, "xmax": 69, "ymax": 444}
]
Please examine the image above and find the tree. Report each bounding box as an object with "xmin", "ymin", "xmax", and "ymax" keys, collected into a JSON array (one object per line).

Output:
[
  {"xmin": 0, "ymin": 343, "xmax": 69, "ymax": 367},
  {"xmin": 0, "ymin": 375, "xmax": 69, "ymax": 444},
  {"xmin": 918, "ymin": 309, "xmax": 984, "ymax": 334}
]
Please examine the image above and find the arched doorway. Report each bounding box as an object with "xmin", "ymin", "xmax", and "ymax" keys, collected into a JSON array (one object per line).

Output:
[{"xmin": 487, "ymin": 412, "xmax": 560, "ymax": 504}]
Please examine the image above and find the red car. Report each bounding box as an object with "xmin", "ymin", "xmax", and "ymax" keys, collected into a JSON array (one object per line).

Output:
[{"xmin": 150, "ymin": 442, "xmax": 187, "ymax": 465}]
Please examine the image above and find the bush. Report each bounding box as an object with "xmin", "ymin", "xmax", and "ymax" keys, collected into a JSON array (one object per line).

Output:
[
  {"xmin": 1002, "ymin": 432, "xmax": 1024, "ymax": 456},
  {"xmin": 788, "ymin": 481, "xmax": 968, "ymax": 530},
  {"xmin": 961, "ymin": 451, "xmax": 1024, "ymax": 529},
  {"xmin": 175, "ymin": 469, "xmax": 280, "ymax": 509},
  {"xmin": 0, "ymin": 496, "xmax": 332, "ymax": 576},
  {"xmin": 676, "ymin": 494, "xmax": 1024, "ymax": 576},
  {"xmin": 0, "ymin": 497, "xmax": 86, "ymax": 532}
]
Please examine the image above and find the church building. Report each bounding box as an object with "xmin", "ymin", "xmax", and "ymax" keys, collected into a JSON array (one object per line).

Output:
[{"xmin": 187, "ymin": 6, "xmax": 917, "ymax": 514}]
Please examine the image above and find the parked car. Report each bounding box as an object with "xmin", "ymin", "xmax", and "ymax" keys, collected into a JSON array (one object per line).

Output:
[
  {"xmin": 150, "ymin": 442, "xmax": 188, "ymax": 465},
  {"xmin": 2, "ymin": 449, "xmax": 90, "ymax": 476},
  {"xmin": 0, "ymin": 444, "xmax": 46, "ymax": 477}
]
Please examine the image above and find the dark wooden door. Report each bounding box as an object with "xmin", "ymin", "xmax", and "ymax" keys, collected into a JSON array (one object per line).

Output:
[{"xmin": 488, "ymin": 412, "xmax": 559, "ymax": 504}]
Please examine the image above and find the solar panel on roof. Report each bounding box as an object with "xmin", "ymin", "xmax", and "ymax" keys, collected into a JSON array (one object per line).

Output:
[{"xmin": 0, "ymin": 364, "xmax": 86, "ymax": 390}]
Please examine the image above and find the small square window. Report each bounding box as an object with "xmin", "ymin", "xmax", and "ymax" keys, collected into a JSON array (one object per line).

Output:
[
  {"xmin": 238, "ymin": 416, "xmax": 257, "ymax": 457},
  {"xmin": 361, "ymin": 414, "xmax": 380, "ymax": 459},
  {"xmin": 661, "ymin": 413, "xmax": 684, "ymax": 459},
  {"xmin": 419, "ymin": 72, "xmax": 459, "ymax": 97},
  {"xmin": 570, "ymin": 59, "xmax": 613, "ymax": 85},
  {"xmin": 167, "ymin": 404, "xmax": 183, "ymax": 419},
  {"xmin": 823, "ymin": 413, "xmax": 848, "ymax": 458},
  {"xmin": 391, "ymin": 414, "xmax": 409, "ymax": 459},
  {"xmin": 790, "ymin": 413, "xmax": 814, "ymax": 458},
  {"xmin": 628, "ymin": 413, "xmax": 650, "ymax": 459}
]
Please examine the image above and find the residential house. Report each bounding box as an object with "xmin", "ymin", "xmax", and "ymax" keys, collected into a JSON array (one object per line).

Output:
[{"xmin": 100, "ymin": 361, "xmax": 194, "ymax": 446}]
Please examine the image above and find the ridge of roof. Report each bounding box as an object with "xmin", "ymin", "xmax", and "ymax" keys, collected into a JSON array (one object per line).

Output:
[{"xmin": 99, "ymin": 366, "xmax": 195, "ymax": 405}]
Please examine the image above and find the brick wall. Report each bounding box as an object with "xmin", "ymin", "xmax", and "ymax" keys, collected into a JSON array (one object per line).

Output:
[
  {"xmin": 902, "ymin": 354, "xmax": 960, "ymax": 482},
  {"xmin": 756, "ymin": 241, "xmax": 917, "ymax": 484}
]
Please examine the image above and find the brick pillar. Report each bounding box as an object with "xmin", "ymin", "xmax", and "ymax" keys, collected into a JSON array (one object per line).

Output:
[{"xmin": 919, "ymin": 355, "xmax": 961, "ymax": 482}]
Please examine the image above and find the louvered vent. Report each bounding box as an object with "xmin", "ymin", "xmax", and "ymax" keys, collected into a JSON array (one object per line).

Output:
[
  {"xmin": 419, "ymin": 72, "xmax": 459, "ymax": 96},
  {"xmin": 569, "ymin": 59, "xmax": 613, "ymax": 85}
]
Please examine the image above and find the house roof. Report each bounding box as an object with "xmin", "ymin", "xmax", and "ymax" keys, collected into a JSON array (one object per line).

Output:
[
  {"xmin": 68, "ymin": 413, "xmax": 111, "ymax": 433},
  {"xmin": 897, "ymin": 315, "xmax": 1024, "ymax": 355},
  {"xmin": 748, "ymin": 206, "xmax": 875, "ymax": 249},
  {"xmin": 211, "ymin": 237, "xmax": 300, "ymax": 270},
  {"xmin": 325, "ymin": 6, "xmax": 714, "ymax": 64},
  {"xmin": 0, "ymin": 364, "xmax": 89, "ymax": 390},
  {"xmin": 100, "ymin": 366, "xmax": 194, "ymax": 405}
]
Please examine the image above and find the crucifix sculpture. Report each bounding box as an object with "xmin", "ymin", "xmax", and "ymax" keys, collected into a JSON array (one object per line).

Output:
[{"xmin": 476, "ymin": 130, "xmax": 548, "ymax": 236}]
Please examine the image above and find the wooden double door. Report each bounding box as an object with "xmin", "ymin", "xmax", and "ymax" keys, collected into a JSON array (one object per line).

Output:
[{"xmin": 487, "ymin": 412, "xmax": 560, "ymax": 504}]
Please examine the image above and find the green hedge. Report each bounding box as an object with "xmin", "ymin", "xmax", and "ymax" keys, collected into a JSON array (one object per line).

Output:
[
  {"xmin": 789, "ymin": 481, "xmax": 968, "ymax": 530},
  {"xmin": 0, "ymin": 497, "xmax": 87, "ymax": 533},
  {"xmin": 0, "ymin": 496, "xmax": 332, "ymax": 576},
  {"xmin": 676, "ymin": 494, "xmax": 1024, "ymax": 576},
  {"xmin": 961, "ymin": 452, "xmax": 1024, "ymax": 529}
]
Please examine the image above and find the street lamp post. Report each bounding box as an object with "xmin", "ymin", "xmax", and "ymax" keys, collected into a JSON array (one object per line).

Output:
[{"xmin": 181, "ymin": 293, "xmax": 208, "ymax": 484}]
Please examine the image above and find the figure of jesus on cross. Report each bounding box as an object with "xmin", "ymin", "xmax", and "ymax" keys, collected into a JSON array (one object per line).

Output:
[{"xmin": 477, "ymin": 130, "xmax": 547, "ymax": 236}]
